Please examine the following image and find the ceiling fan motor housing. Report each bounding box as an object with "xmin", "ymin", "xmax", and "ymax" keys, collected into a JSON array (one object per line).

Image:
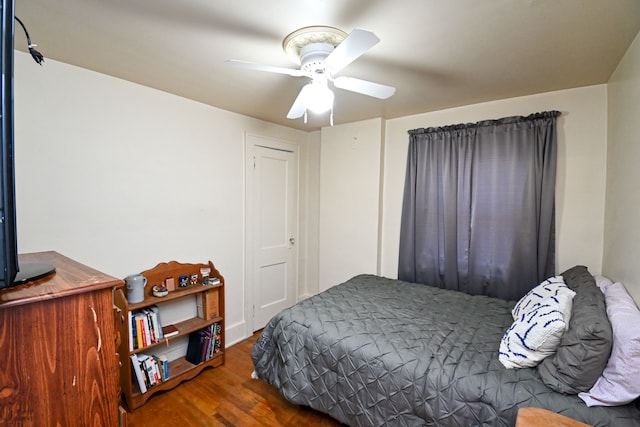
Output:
[{"xmin": 300, "ymin": 43, "xmax": 334, "ymax": 75}]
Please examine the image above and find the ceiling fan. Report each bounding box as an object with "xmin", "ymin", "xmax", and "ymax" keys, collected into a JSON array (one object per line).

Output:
[{"xmin": 226, "ymin": 26, "xmax": 396, "ymax": 125}]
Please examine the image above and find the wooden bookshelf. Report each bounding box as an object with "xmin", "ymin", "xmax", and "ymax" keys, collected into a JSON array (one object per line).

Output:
[{"xmin": 114, "ymin": 260, "xmax": 225, "ymax": 410}]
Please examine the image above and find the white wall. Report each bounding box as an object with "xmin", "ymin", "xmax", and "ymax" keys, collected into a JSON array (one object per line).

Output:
[
  {"xmin": 300, "ymin": 130, "xmax": 321, "ymax": 299},
  {"xmin": 14, "ymin": 52, "xmax": 310, "ymax": 345},
  {"xmin": 380, "ymin": 86, "xmax": 609, "ymax": 281},
  {"xmin": 603, "ymin": 31, "xmax": 640, "ymax": 304},
  {"xmin": 319, "ymin": 118, "xmax": 383, "ymax": 290}
]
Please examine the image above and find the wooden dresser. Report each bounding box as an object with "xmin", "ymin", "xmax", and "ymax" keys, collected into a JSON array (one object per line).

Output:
[{"xmin": 0, "ymin": 251, "xmax": 124, "ymax": 426}]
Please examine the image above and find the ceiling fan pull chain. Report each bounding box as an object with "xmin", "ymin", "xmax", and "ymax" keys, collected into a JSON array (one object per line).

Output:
[
  {"xmin": 303, "ymin": 110, "xmax": 308, "ymax": 124},
  {"xmin": 330, "ymin": 109, "xmax": 334, "ymax": 126}
]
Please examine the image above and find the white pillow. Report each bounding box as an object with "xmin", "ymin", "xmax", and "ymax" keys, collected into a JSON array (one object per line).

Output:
[
  {"xmin": 500, "ymin": 283, "xmax": 576, "ymax": 369},
  {"xmin": 579, "ymin": 282, "xmax": 640, "ymax": 406},
  {"xmin": 593, "ymin": 275, "xmax": 613, "ymax": 293},
  {"xmin": 511, "ymin": 276, "xmax": 567, "ymax": 319}
]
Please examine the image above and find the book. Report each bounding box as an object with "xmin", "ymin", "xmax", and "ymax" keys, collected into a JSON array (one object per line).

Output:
[
  {"xmin": 130, "ymin": 354, "xmax": 148, "ymax": 394},
  {"xmin": 150, "ymin": 357, "xmax": 161, "ymax": 385},
  {"xmin": 162, "ymin": 356, "xmax": 169, "ymax": 380},
  {"xmin": 149, "ymin": 305, "xmax": 163, "ymax": 340},
  {"xmin": 154, "ymin": 354, "xmax": 170, "ymax": 381},
  {"xmin": 128, "ymin": 311, "xmax": 134, "ymax": 351},
  {"xmin": 141, "ymin": 309, "xmax": 154, "ymax": 344},
  {"xmin": 134, "ymin": 313, "xmax": 145, "ymax": 349},
  {"xmin": 196, "ymin": 292, "xmax": 219, "ymax": 318},
  {"xmin": 142, "ymin": 308, "xmax": 157, "ymax": 344},
  {"xmin": 161, "ymin": 324, "xmax": 179, "ymax": 338},
  {"xmin": 131, "ymin": 312, "xmax": 139, "ymax": 350},
  {"xmin": 196, "ymin": 293, "xmax": 205, "ymax": 319},
  {"xmin": 200, "ymin": 327, "xmax": 213, "ymax": 361},
  {"xmin": 185, "ymin": 330, "xmax": 206, "ymax": 365},
  {"xmin": 138, "ymin": 354, "xmax": 160, "ymax": 388},
  {"xmin": 213, "ymin": 322, "xmax": 222, "ymax": 354},
  {"xmin": 184, "ymin": 324, "xmax": 221, "ymax": 364},
  {"xmin": 135, "ymin": 309, "xmax": 164, "ymax": 348},
  {"xmin": 143, "ymin": 356, "xmax": 156, "ymax": 387},
  {"xmin": 137, "ymin": 354, "xmax": 149, "ymax": 387}
]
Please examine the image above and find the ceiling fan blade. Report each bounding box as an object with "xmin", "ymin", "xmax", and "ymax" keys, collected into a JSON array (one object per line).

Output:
[
  {"xmin": 225, "ymin": 59, "xmax": 308, "ymax": 77},
  {"xmin": 333, "ymin": 76, "xmax": 396, "ymax": 99},
  {"xmin": 325, "ymin": 28, "xmax": 380, "ymax": 72},
  {"xmin": 287, "ymin": 84, "xmax": 312, "ymax": 119}
]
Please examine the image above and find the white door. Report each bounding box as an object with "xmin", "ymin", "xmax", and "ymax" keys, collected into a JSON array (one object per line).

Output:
[{"xmin": 247, "ymin": 136, "xmax": 298, "ymax": 331}]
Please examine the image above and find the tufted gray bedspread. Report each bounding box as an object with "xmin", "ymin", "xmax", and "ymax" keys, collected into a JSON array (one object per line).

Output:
[{"xmin": 252, "ymin": 274, "xmax": 640, "ymax": 426}]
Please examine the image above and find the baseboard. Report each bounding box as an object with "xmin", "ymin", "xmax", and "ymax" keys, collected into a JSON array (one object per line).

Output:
[{"xmin": 225, "ymin": 320, "xmax": 249, "ymax": 347}]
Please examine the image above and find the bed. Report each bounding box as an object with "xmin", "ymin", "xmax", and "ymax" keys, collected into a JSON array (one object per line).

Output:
[{"xmin": 251, "ymin": 266, "xmax": 640, "ymax": 426}]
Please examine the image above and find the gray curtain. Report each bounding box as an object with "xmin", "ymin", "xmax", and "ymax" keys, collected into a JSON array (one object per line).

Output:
[{"xmin": 398, "ymin": 111, "xmax": 559, "ymax": 300}]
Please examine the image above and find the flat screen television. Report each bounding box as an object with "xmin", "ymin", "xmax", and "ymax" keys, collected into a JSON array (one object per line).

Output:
[
  {"xmin": 0, "ymin": 0, "xmax": 18, "ymax": 289},
  {"xmin": 0, "ymin": 0, "xmax": 54, "ymax": 289}
]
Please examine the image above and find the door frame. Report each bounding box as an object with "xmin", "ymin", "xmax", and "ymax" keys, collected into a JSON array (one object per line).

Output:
[{"xmin": 244, "ymin": 132, "xmax": 300, "ymax": 334}]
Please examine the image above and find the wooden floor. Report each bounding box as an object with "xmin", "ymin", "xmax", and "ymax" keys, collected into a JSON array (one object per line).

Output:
[{"xmin": 126, "ymin": 332, "xmax": 344, "ymax": 427}]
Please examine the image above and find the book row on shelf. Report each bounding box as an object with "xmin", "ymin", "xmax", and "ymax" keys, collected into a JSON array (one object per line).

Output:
[
  {"xmin": 130, "ymin": 353, "xmax": 169, "ymax": 394},
  {"xmin": 129, "ymin": 305, "xmax": 179, "ymax": 351},
  {"xmin": 130, "ymin": 322, "xmax": 222, "ymax": 395},
  {"xmin": 185, "ymin": 323, "xmax": 222, "ymax": 365}
]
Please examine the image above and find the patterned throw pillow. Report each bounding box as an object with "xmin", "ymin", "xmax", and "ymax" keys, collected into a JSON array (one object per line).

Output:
[
  {"xmin": 511, "ymin": 276, "xmax": 568, "ymax": 319},
  {"xmin": 499, "ymin": 278, "xmax": 576, "ymax": 369}
]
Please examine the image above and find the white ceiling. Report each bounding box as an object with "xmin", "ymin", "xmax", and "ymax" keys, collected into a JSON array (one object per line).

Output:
[{"xmin": 14, "ymin": 0, "xmax": 640, "ymax": 131}]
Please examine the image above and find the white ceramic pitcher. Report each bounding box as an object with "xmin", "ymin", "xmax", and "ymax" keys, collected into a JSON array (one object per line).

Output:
[{"xmin": 125, "ymin": 274, "xmax": 147, "ymax": 303}]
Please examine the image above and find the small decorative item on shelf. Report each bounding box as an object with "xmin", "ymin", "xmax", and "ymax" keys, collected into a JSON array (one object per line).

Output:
[
  {"xmin": 207, "ymin": 277, "xmax": 221, "ymax": 286},
  {"xmin": 125, "ymin": 274, "xmax": 148, "ymax": 303},
  {"xmin": 152, "ymin": 284, "xmax": 169, "ymax": 298},
  {"xmin": 178, "ymin": 275, "xmax": 188, "ymax": 288},
  {"xmin": 190, "ymin": 273, "xmax": 198, "ymax": 286},
  {"xmin": 200, "ymin": 267, "xmax": 211, "ymax": 285},
  {"xmin": 165, "ymin": 277, "xmax": 175, "ymax": 292}
]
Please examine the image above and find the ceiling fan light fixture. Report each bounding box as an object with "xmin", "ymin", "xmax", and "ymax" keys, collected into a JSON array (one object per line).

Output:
[
  {"xmin": 305, "ymin": 80, "xmax": 334, "ymax": 114},
  {"xmin": 229, "ymin": 26, "xmax": 395, "ymax": 125}
]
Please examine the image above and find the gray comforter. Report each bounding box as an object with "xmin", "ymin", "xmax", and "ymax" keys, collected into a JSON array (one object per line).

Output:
[{"xmin": 252, "ymin": 274, "xmax": 640, "ymax": 426}]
